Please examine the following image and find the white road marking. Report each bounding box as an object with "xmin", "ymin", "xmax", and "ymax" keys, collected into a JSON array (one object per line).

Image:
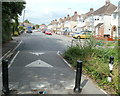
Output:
[
  {"xmin": 57, "ymin": 51, "xmax": 72, "ymax": 68},
  {"xmin": 29, "ymin": 52, "xmax": 44, "ymax": 56},
  {"xmin": 0, "ymin": 51, "xmax": 20, "ymax": 76},
  {"xmin": 0, "ymin": 40, "xmax": 22, "ymax": 62},
  {"xmin": 57, "ymin": 51, "xmax": 60, "ymax": 55},
  {"xmin": 12, "ymin": 41, "xmax": 22, "ymax": 52},
  {"xmin": 8, "ymin": 51, "xmax": 20, "ymax": 68},
  {"xmin": 25, "ymin": 60, "xmax": 53, "ymax": 68}
]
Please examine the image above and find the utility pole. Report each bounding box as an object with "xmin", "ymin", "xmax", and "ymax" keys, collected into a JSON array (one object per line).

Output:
[
  {"xmin": 23, "ymin": 9, "xmax": 25, "ymax": 26},
  {"xmin": 68, "ymin": 8, "xmax": 72, "ymax": 32}
]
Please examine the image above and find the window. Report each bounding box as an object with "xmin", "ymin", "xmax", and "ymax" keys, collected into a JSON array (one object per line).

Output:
[{"xmin": 113, "ymin": 13, "xmax": 117, "ymax": 19}]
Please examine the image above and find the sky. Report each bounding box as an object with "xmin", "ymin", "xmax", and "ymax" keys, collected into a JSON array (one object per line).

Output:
[{"xmin": 19, "ymin": 0, "xmax": 119, "ymax": 25}]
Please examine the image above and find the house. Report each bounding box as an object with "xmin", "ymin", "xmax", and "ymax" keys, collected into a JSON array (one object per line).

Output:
[
  {"xmin": 118, "ymin": 1, "xmax": 120, "ymax": 39},
  {"xmin": 80, "ymin": 8, "xmax": 94, "ymax": 32},
  {"xmin": 93, "ymin": 0, "xmax": 117, "ymax": 38},
  {"xmin": 64, "ymin": 15, "xmax": 71, "ymax": 31},
  {"xmin": 50, "ymin": 19, "xmax": 58, "ymax": 33},
  {"xmin": 70, "ymin": 11, "xmax": 80, "ymax": 32},
  {"xmin": 79, "ymin": 0, "xmax": 117, "ymax": 39},
  {"xmin": 110, "ymin": 8, "xmax": 118, "ymax": 39}
]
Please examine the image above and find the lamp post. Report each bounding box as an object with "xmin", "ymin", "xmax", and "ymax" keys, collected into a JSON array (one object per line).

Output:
[
  {"xmin": 23, "ymin": 9, "xmax": 25, "ymax": 26},
  {"xmin": 68, "ymin": 8, "xmax": 72, "ymax": 16},
  {"xmin": 68, "ymin": 8, "xmax": 72, "ymax": 32}
]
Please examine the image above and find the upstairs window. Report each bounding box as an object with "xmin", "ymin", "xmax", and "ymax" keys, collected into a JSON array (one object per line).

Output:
[{"xmin": 113, "ymin": 13, "xmax": 117, "ymax": 19}]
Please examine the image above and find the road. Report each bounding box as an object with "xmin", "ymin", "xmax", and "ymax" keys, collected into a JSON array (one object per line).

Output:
[{"xmin": 8, "ymin": 32, "xmax": 106, "ymax": 94}]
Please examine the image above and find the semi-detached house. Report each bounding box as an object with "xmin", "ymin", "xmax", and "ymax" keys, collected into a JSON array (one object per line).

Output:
[
  {"xmin": 82, "ymin": 0, "xmax": 117, "ymax": 39},
  {"xmin": 93, "ymin": 0, "xmax": 117, "ymax": 38}
]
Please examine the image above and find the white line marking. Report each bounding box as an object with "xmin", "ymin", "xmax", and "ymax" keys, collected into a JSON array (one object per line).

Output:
[
  {"xmin": 57, "ymin": 51, "xmax": 73, "ymax": 68},
  {"xmin": 57, "ymin": 51, "xmax": 60, "ymax": 55},
  {"xmin": 0, "ymin": 40, "xmax": 22, "ymax": 62},
  {"xmin": 12, "ymin": 41, "xmax": 22, "ymax": 52},
  {"xmin": 100, "ymin": 88, "xmax": 109, "ymax": 95},
  {"xmin": 0, "ymin": 41, "xmax": 22, "ymax": 76},
  {"xmin": 62, "ymin": 58, "xmax": 72, "ymax": 68},
  {"xmin": 8, "ymin": 51, "xmax": 20, "ymax": 68}
]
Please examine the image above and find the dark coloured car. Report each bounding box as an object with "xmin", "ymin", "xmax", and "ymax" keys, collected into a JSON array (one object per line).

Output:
[{"xmin": 26, "ymin": 30, "xmax": 32, "ymax": 33}]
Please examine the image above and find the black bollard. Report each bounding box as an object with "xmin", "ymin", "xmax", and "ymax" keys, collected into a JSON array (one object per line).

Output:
[
  {"xmin": 2, "ymin": 60, "xmax": 9, "ymax": 94},
  {"xmin": 109, "ymin": 56, "xmax": 114, "ymax": 73},
  {"xmin": 74, "ymin": 60, "xmax": 83, "ymax": 93},
  {"xmin": 109, "ymin": 56, "xmax": 114, "ymax": 64}
]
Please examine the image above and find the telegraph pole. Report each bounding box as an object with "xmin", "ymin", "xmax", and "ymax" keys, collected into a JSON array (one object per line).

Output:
[{"xmin": 23, "ymin": 9, "xmax": 25, "ymax": 26}]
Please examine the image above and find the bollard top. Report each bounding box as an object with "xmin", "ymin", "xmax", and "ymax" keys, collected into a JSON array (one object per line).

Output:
[
  {"xmin": 109, "ymin": 56, "xmax": 114, "ymax": 64},
  {"xmin": 2, "ymin": 59, "xmax": 8, "ymax": 63},
  {"xmin": 77, "ymin": 60, "xmax": 83, "ymax": 64},
  {"xmin": 77, "ymin": 60, "xmax": 83, "ymax": 68},
  {"xmin": 110, "ymin": 56, "xmax": 114, "ymax": 60}
]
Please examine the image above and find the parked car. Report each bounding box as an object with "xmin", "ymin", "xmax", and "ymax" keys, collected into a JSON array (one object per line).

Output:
[
  {"xmin": 72, "ymin": 31, "xmax": 92, "ymax": 39},
  {"xmin": 42, "ymin": 28, "xmax": 47, "ymax": 33},
  {"xmin": 26, "ymin": 30, "xmax": 32, "ymax": 33},
  {"xmin": 26, "ymin": 26, "xmax": 32, "ymax": 33},
  {"xmin": 45, "ymin": 30, "xmax": 52, "ymax": 35}
]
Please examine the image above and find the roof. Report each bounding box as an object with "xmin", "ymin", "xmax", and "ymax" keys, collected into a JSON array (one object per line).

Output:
[
  {"xmin": 93, "ymin": 3, "xmax": 117, "ymax": 15},
  {"xmin": 85, "ymin": 11, "xmax": 93, "ymax": 17},
  {"xmin": 71, "ymin": 14, "xmax": 80, "ymax": 21},
  {"xmin": 83, "ymin": 8, "xmax": 94, "ymax": 19}
]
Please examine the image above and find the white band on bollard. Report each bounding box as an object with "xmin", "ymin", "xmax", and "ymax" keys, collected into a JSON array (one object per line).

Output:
[{"xmin": 109, "ymin": 63, "xmax": 113, "ymax": 71}]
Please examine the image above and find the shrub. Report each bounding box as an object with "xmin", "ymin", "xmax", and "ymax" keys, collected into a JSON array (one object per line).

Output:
[{"xmin": 63, "ymin": 37, "xmax": 119, "ymax": 94}]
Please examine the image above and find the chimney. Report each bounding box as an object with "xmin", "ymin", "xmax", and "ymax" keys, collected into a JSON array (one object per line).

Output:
[
  {"xmin": 67, "ymin": 14, "xmax": 70, "ymax": 17},
  {"xmin": 64, "ymin": 17, "xmax": 66, "ymax": 19},
  {"xmin": 74, "ymin": 11, "xmax": 77, "ymax": 15},
  {"xmin": 90, "ymin": 8, "xmax": 94, "ymax": 12},
  {"xmin": 105, "ymin": 0, "xmax": 110, "ymax": 6}
]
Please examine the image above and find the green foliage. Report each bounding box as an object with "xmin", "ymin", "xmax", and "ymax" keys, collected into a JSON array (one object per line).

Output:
[
  {"xmin": 63, "ymin": 37, "xmax": 119, "ymax": 94},
  {"xmin": 2, "ymin": 2, "xmax": 26, "ymax": 43},
  {"xmin": 35, "ymin": 24, "xmax": 40, "ymax": 29},
  {"xmin": 24, "ymin": 19, "xmax": 30, "ymax": 23}
]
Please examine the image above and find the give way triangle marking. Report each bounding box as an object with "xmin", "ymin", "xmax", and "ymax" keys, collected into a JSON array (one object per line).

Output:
[{"xmin": 25, "ymin": 60, "xmax": 53, "ymax": 68}]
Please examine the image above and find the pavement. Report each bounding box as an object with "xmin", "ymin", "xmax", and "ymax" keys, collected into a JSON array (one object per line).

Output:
[
  {"xmin": 0, "ymin": 33, "xmax": 109, "ymax": 95},
  {"xmin": 0, "ymin": 36, "xmax": 21, "ymax": 96}
]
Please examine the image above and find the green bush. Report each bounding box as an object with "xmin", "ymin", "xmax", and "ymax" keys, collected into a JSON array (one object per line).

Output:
[{"xmin": 63, "ymin": 37, "xmax": 119, "ymax": 94}]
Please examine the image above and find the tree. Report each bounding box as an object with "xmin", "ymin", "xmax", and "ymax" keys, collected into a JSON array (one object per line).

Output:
[
  {"xmin": 2, "ymin": 2, "xmax": 26, "ymax": 43},
  {"xmin": 35, "ymin": 24, "xmax": 40, "ymax": 29},
  {"xmin": 24, "ymin": 19, "xmax": 30, "ymax": 23}
]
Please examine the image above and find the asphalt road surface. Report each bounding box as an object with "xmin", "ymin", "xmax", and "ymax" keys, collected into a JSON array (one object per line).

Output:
[{"xmin": 8, "ymin": 32, "xmax": 106, "ymax": 94}]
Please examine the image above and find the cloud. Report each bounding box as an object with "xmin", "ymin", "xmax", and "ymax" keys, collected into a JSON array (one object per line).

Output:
[{"xmin": 19, "ymin": 0, "xmax": 119, "ymax": 24}]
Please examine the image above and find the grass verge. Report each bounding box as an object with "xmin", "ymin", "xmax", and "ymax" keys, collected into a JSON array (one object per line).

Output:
[{"xmin": 63, "ymin": 38, "xmax": 119, "ymax": 94}]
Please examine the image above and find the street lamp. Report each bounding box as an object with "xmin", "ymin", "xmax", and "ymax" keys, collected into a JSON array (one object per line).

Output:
[
  {"xmin": 68, "ymin": 8, "xmax": 72, "ymax": 16},
  {"xmin": 68, "ymin": 8, "xmax": 73, "ymax": 32},
  {"xmin": 23, "ymin": 9, "xmax": 25, "ymax": 26}
]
